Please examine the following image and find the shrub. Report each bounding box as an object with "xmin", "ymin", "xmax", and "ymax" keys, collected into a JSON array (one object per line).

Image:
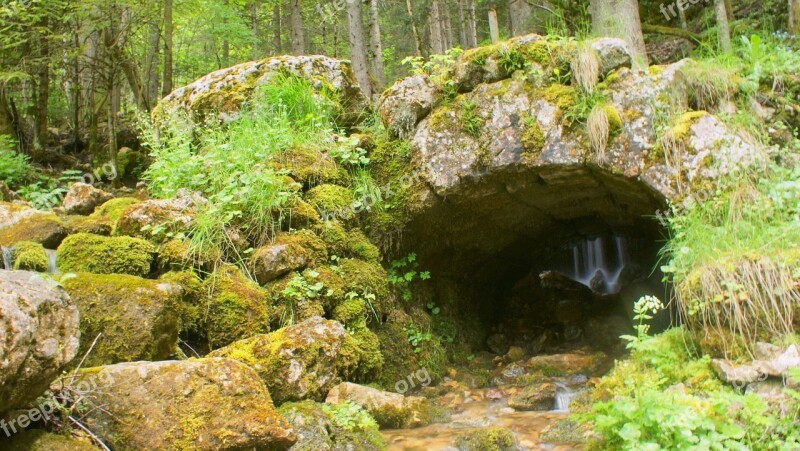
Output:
[{"xmin": 0, "ymin": 135, "xmax": 32, "ymax": 188}]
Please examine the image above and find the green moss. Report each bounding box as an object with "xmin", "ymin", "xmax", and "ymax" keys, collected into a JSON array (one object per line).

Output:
[
  {"xmin": 64, "ymin": 214, "xmax": 113, "ymax": 236},
  {"xmin": 0, "ymin": 208, "xmax": 65, "ymax": 248},
  {"xmin": 62, "ymin": 272, "xmax": 181, "ymax": 366},
  {"xmin": 279, "ymin": 400, "xmax": 387, "ymax": 450},
  {"xmin": 345, "ymin": 229, "xmax": 380, "ymax": 262},
  {"xmin": 160, "ymin": 270, "xmax": 204, "ymax": 334},
  {"xmin": 92, "ymin": 197, "xmax": 139, "ymax": 223},
  {"xmin": 272, "ymin": 146, "xmax": 349, "ymax": 187},
  {"xmin": 333, "ymin": 298, "xmax": 368, "ymax": 328},
  {"xmin": 12, "ymin": 241, "xmax": 48, "ymax": 272},
  {"xmin": 3, "ymin": 430, "xmax": 97, "ymax": 451},
  {"xmin": 286, "ymin": 197, "xmax": 321, "ymax": 227},
  {"xmin": 542, "ymin": 84, "xmax": 578, "ymax": 112},
  {"xmin": 427, "ymin": 102, "xmax": 460, "ymax": 133},
  {"xmin": 306, "ymin": 184, "xmax": 356, "ymax": 219},
  {"xmin": 56, "ymin": 233, "xmax": 155, "ymax": 277},
  {"xmin": 375, "ymin": 320, "xmax": 419, "ymax": 389},
  {"xmin": 340, "ymin": 326, "xmax": 385, "ymax": 382},
  {"xmin": 203, "ymin": 264, "xmax": 272, "ymax": 349},
  {"xmin": 455, "ymin": 427, "xmax": 518, "ymax": 451},
  {"xmin": 314, "ymin": 220, "xmax": 349, "ymax": 256},
  {"xmin": 278, "ymin": 229, "xmax": 329, "ymax": 265},
  {"xmin": 670, "ymin": 111, "xmax": 709, "ymax": 141},
  {"xmin": 339, "ymin": 258, "xmax": 390, "ymax": 300},
  {"xmin": 520, "ymin": 114, "xmax": 546, "ymax": 155}
]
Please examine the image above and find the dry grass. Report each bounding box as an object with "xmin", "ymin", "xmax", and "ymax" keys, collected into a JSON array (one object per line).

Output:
[
  {"xmin": 588, "ymin": 105, "xmax": 610, "ymax": 162},
  {"xmin": 571, "ymin": 44, "xmax": 600, "ymax": 93}
]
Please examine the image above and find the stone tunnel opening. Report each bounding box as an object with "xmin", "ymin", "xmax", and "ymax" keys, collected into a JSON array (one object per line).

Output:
[{"xmin": 401, "ymin": 164, "xmax": 672, "ymax": 357}]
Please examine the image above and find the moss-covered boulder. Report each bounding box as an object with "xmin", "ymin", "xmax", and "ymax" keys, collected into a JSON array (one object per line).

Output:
[
  {"xmin": 250, "ymin": 229, "xmax": 328, "ymax": 285},
  {"xmin": 62, "ymin": 273, "xmax": 181, "ymax": 366},
  {"xmin": 2, "ymin": 430, "xmax": 97, "ymax": 451},
  {"xmin": 209, "ymin": 316, "xmax": 361, "ymax": 404},
  {"xmin": 63, "ymin": 214, "xmax": 113, "ymax": 236},
  {"xmin": 56, "ymin": 233, "xmax": 155, "ymax": 277},
  {"xmin": 455, "ymin": 427, "xmax": 518, "ymax": 451},
  {"xmin": 305, "ymin": 184, "xmax": 355, "ymax": 222},
  {"xmin": 159, "ymin": 55, "xmax": 367, "ymax": 127},
  {"xmin": 338, "ymin": 258, "xmax": 390, "ymax": 301},
  {"xmin": 0, "ymin": 202, "xmax": 66, "ymax": 248},
  {"xmin": 526, "ymin": 352, "xmax": 606, "ymax": 376},
  {"xmin": 325, "ymin": 382, "xmax": 429, "ymax": 429},
  {"xmin": 374, "ymin": 310, "xmax": 422, "ymax": 390},
  {"xmin": 278, "ymin": 400, "xmax": 386, "ymax": 450},
  {"xmin": 61, "ymin": 182, "xmax": 113, "ymax": 215},
  {"xmin": 114, "ymin": 189, "xmax": 204, "ymax": 242},
  {"xmin": 507, "ymin": 382, "xmax": 557, "ymax": 411},
  {"xmin": 202, "ymin": 264, "xmax": 272, "ymax": 349},
  {"xmin": 92, "ymin": 197, "xmax": 139, "ymax": 223},
  {"xmin": 11, "ymin": 241, "xmax": 48, "ymax": 272},
  {"xmin": 271, "ymin": 146, "xmax": 349, "ymax": 187},
  {"xmin": 69, "ymin": 358, "xmax": 296, "ymax": 450},
  {"xmin": 0, "ymin": 271, "xmax": 80, "ymax": 414}
]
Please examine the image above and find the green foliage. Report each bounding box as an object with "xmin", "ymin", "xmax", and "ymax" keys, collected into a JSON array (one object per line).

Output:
[
  {"xmin": 387, "ymin": 252, "xmax": 430, "ymax": 302},
  {"xmin": 563, "ymin": 89, "xmax": 608, "ymax": 127},
  {"xmin": 401, "ymin": 47, "xmax": 464, "ymax": 98},
  {"xmin": 330, "ymin": 136, "xmax": 370, "ymax": 166},
  {"xmin": 620, "ymin": 295, "xmax": 666, "ymax": 350},
  {"xmin": 280, "ymin": 270, "xmax": 328, "ymax": 326},
  {"xmin": 402, "ymin": 322, "xmax": 433, "ymax": 354},
  {"xmin": 0, "ymin": 135, "xmax": 32, "ymax": 188},
  {"xmin": 497, "ymin": 45, "xmax": 527, "ymax": 73},
  {"xmin": 321, "ymin": 401, "xmax": 379, "ymax": 432},
  {"xmin": 460, "ymin": 100, "xmax": 482, "ymax": 137},
  {"xmin": 143, "ymin": 74, "xmax": 339, "ymax": 265}
]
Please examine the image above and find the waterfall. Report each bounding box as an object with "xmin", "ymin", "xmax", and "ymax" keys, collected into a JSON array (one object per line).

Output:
[
  {"xmin": 553, "ymin": 382, "xmax": 576, "ymax": 412},
  {"xmin": 45, "ymin": 249, "xmax": 58, "ymax": 274},
  {"xmin": 565, "ymin": 235, "xmax": 629, "ymax": 294},
  {"xmin": 1, "ymin": 246, "xmax": 13, "ymax": 270}
]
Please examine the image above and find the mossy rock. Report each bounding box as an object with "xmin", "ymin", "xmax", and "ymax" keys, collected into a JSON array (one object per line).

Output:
[
  {"xmin": 340, "ymin": 325, "xmax": 384, "ymax": 382},
  {"xmin": 159, "ymin": 270, "xmax": 205, "ymax": 335},
  {"xmin": 92, "ymin": 197, "xmax": 139, "ymax": 224},
  {"xmin": 209, "ymin": 316, "xmax": 360, "ymax": 404},
  {"xmin": 279, "ymin": 400, "xmax": 387, "ymax": 450},
  {"xmin": 325, "ymin": 382, "xmax": 429, "ymax": 429},
  {"xmin": 12, "ymin": 241, "xmax": 48, "ymax": 272},
  {"xmin": 113, "ymin": 192, "xmax": 202, "ymax": 242},
  {"xmin": 305, "ymin": 184, "xmax": 355, "ymax": 222},
  {"xmin": 0, "ymin": 203, "xmax": 66, "ymax": 248},
  {"xmin": 285, "ymin": 197, "xmax": 321, "ymax": 228},
  {"xmin": 155, "ymin": 238, "xmax": 218, "ymax": 274},
  {"xmin": 71, "ymin": 358, "xmax": 296, "ymax": 450},
  {"xmin": 62, "ymin": 272, "xmax": 182, "ymax": 366},
  {"xmin": 333, "ymin": 298, "xmax": 368, "ymax": 328},
  {"xmin": 202, "ymin": 264, "xmax": 272, "ymax": 349},
  {"xmin": 251, "ymin": 229, "xmax": 328, "ymax": 285},
  {"xmin": 345, "ymin": 229, "xmax": 380, "ymax": 262},
  {"xmin": 56, "ymin": 233, "xmax": 155, "ymax": 277},
  {"xmin": 314, "ymin": 221, "xmax": 380, "ymax": 262},
  {"xmin": 338, "ymin": 258, "xmax": 390, "ymax": 302},
  {"xmin": 270, "ymin": 146, "xmax": 349, "ymax": 187},
  {"xmin": 374, "ymin": 312, "xmax": 420, "ymax": 390},
  {"xmin": 2, "ymin": 430, "xmax": 97, "ymax": 451},
  {"xmin": 63, "ymin": 214, "xmax": 113, "ymax": 236},
  {"xmin": 455, "ymin": 427, "xmax": 518, "ymax": 451}
]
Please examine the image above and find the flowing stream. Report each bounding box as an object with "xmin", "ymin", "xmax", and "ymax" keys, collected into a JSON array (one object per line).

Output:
[
  {"xmin": 2, "ymin": 246, "xmax": 13, "ymax": 270},
  {"xmin": 45, "ymin": 249, "xmax": 58, "ymax": 274}
]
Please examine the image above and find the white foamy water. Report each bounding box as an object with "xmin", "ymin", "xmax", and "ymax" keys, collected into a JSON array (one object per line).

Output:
[{"xmin": 565, "ymin": 235, "xmax": 629, "ymax": 294}]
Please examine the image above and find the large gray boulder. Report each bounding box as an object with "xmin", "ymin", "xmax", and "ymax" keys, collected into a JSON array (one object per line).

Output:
[
  {"xmin": 61, "ymin": 182, "xmax": 113, "ymax": 215},
  {"xmin": 67, "ymin": 358, "xmax": 296, "ymax": 450},
  {"xmin": 160, "ymin": 55, "xmax": 367, "ymax": 126},
  {"xmin": 0, "ymin": 271, "xmax": 79, "ymax": 413}
]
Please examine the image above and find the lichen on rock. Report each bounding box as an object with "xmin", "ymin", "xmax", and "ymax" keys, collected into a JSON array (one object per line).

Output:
[{"xmin": 56, "ymin": 233, "xmax": 156, "ymax": 277}]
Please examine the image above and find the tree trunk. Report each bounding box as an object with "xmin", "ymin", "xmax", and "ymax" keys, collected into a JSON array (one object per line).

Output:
[
  {"xmin": 465, "ymin": 0, "xmax": 478, "ymax": 48},
  {"xmin": 162, "ymin": 0, "xmax": 173, "ymax": 97},
  {"xmin": 509, "ymin": 0, "xmax": 532, "ymax": 36},
  {"xmin": 251, "ymin": 1, "xmax": 260, "ymax": 60},
  {"xmin": 346, "ymin": 0, "xmax": 372, "ymax": 98},
  {"xmin": 145, "ymin": 21, "xmax": 161, "ymax": 109},
  {"xmin": 678, "ymin": 3, "xmax": 688, "ymax": 30},
  {"xmin": 32, "ymin": 20, "xmax": 50, "ymax": 158},
  {"xmin": 441, "ymin": 0, "xmax": 454, "ymax": 50},
  {"xmin": 430, "ymin": 0, "xmax": 445, "ymax": 54},
  {"xmin": 405, "ymin": 0, "xmax": 423, "ymax": 56},
  {"xmin": 290, "ymin": 0, "xmax": 305, "ymax": 55},
  {"xmin": 790, "ymin": 0, "xmax": 800, "ymax": 35},
  {"xmin": 715, "ymin": 0, "xmax": 732, "ymax": 52},
  {"xmin": 590, "ymin": 0, "xmax": 648, "ymax": 68},
  {"xmin": 273, "ymin": 4, "xmax": 283, "ymax": 54},
  {"xmin": 725, "ymin": 0, "xmax": 734, "ymax": 20},
  {"xmin": 457, "ymin": 0, "xmax": 468, "ymax": 48},
  {"xmin": 488, "ymin": 9, "xmax": 500, "ymax": 44},
  {"xmin": 367, "ymin": 0, "xmax": 385, "ymax": 92}
]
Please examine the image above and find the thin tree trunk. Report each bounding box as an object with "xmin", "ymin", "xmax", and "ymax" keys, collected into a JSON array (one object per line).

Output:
[
  {"xmin": 290, "ymin": 0, "xmax": 305, "ymax": 55},
  {"xmin": 430, "ymin": 0, "xmax": 444, "ymax": 54},
  {"xmin": 367, "ymin": 0, "xmax": 385, "ymax": 92},
  {"xmin": 590, "ymin": 0, "xmax": 648, "ymax": 68},
  {"xmin": 162, "ymin": 0, "xmax": 173, "ymax": 97},
  {"xmin": 145, "ymin": 21, "xmax": 160, "ymax": 108},
  {"xmin": 457, "ymin": 0, "xmax": 467, "ymax": 48},
  {"xmin": 406, "ymin": 0, "xmax": 423, "ymax": 56},
  {"xmin": 790, "ymin": 0, "xmax": 800, "ymax": 35},
  {"xmin": 465, "ymin": 0, "xmax": 477, "ymax": 48},
  {"xmin": 509, "ymin": 0, "xmax": 532, "ymax": 36},
  {"xmin": 251, "ymin": 1, "xmax": 260, "ymax": 60},
  {"xmin": 715, "ymin": 0, "xmax": 732, "ymax": 52},
  {"xmin": 273, "ymin": 4, "xmax": 283, "ymax": 54},
  {"xmin": 724, "ymin": 0, "xmax": 733, "ymax": 20},
  {"xmin": 346, "ymin": 0, "xmax": 372, "ymax": 98},
  {"xmin": 488, "ymin": 9, "xmax": 500, "ymax": 44},
  {"xmin": 678, "ymin": 3, "xmax": 688, "ymax": 30},
  {"xmin": 222, "ymin": 0, "xmax": 230, "ymax": 66},
  {"xmin": 33, "ymin": 22, "xmax": 50, "ymax": 158},
  {"xmin": 441, "ymin": 0, "xmax": 454, "ymax": 50}
]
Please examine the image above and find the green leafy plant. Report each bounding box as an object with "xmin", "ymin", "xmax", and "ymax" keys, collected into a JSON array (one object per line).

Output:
[
  {"xmin": 388, "ymin": 252, "xmax": 430, "ymax": 302},
  {"xmin": 498, "ymin": 45, "xmax": 527, "ymax": 73},
  {"xmin": 460, "ymin": 100, "xmax": 482, "ymax": 137},
  {"xmin": 321, "ymin": 400, "xmax": 378, "ymax": 431},
  {"xmin": 280, "ymin": 270, "xmax": 327, "ymax": 326},
  {"xmin": 426, "ymin": 302, "xmax": 440, "ymax": 315},
  {"xmin": 330, "ymin": 136, "xmax": 370, "ymax": 166},
  {"xmin": 0, "ymin": 135, "xmax": 33, "ymax": 188},
  {"xmin": 620, "ymin": 295, "xmax": 665, "ymax": 350},
  {"xmin": 403, "ymin": 322, "xmax": 433, "ymax": 353},
  {"xmin": 345, "ymin": 288, "xmax": 379, "ymax": 323}
]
